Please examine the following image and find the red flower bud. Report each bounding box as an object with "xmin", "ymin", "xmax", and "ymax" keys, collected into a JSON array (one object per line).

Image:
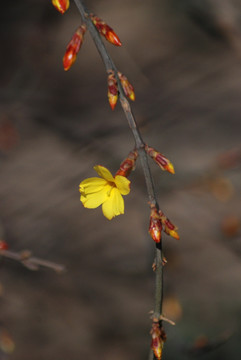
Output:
[
  {"xmin": 159, "ymin": 211, "xmax": 180, "ymax": 240},
  {"xmin": 63, "ymin": 25, "xmax": 86, "ymax": 71},
  {"xmin": 107, "ymin": 71, "xmax": 118, "ymax": 110},
  {"xmin": 150, "ymin": 322, "xmax": 166, "ymax": 360},
  {"xmin": 116, "ymin": 150, "xmax": 138, "ymax": 177},
  {"xmin": 149, "ymin": 207, "xmax": 162, "ymax": 243},
  {"xmin": 165, "ymin": 227, "xmax": 180, "ymax": 240},
  {"xmin": 145, "ymin": 145, "xmax": 175, "ymax": 174},
  {"xmin": 118, "ymin": 72, "xmax": 135, "ymax": 101},
  {"xmin": 52, "ymin": 0, "xmax": 69, "ymax": 14},
  {"xmin": 90, "ymin": 14, "xmax": 122, "ymax": 46},
  {"xmin": 0, "ymin": 240, "xmax": 8, "ymax": 251}
]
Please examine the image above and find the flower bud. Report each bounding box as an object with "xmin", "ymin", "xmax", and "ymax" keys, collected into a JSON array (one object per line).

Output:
[
  {"xmin": 118, "ymin": 72, "xmax": 135, "ymax": 101},
  {"xmin": 0, "ymin": 240, "xmax": 8, "ymax": 250},
  {"xmin": 145, "ymin": 145, "xmax": 175, "ymax": 174},
  {"xmin": 90, "ymin": 14, "xmax": 122, "ymax": 46},
  {"xmin": 149, "ymin": 206, "xmax": 162, "ymax": 243},
  {"xmin": 107, "ymin": 71, "xmax": 118, "ymax": 110},
  {"xmin": 63, "ymin": 25, "xmax": 86, "ymax": 71},
  {"xmin": 159, "ymin": 211, "xmax": 180, "ymax": 240},
  {"xmin": 116, "ymin": 150, "xmax": 138, "ymax": 177},
  {"xmin": 52, "ymin": 0, "xmax": 69, "ymax": 14},
  {"xmin": 150, "ymin": 322, "xmax": 166, "ymax": 360}
]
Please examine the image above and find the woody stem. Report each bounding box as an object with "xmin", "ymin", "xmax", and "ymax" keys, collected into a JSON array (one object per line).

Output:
[{"xmin": 73, "ymin": 0, "xmax": 164, "ymax": 345}]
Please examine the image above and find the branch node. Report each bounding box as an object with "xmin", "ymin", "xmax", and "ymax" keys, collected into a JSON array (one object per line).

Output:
[
  {"xmin": 20, "ymin": 250, "xmax": 32, "ymax": 260},
  {"xmin": 160, "ymin": 315, "xmax": 176, "ymax": 326}
]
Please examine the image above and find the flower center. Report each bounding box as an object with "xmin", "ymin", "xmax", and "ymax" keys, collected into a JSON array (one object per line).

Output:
[{"xmin": 106, "ymin": 181, "xmax": 116, "ymax": 196}]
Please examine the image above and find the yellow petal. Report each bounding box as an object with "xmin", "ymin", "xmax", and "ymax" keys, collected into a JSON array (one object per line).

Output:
[
  {"xmin": 79, "ymin": 177, "xmax": 107, "ymax": 194},
  {"xmin": 114, "ymin": 175, "xmax": 131, "ymax": 195},
  {"xmin": 102, "ymin": 188, "xmax": 124, "ymax": 220},
  {"xmin": 80, "ymin": 194, "xmax": 87, "ymax": 205},
  {"xmin": 80, "ymin": 185, "xmax": 111, "ymax": 209},
  {"xmin": 94, "ymin": 165, "xmax": 115, "ymax": 182}
]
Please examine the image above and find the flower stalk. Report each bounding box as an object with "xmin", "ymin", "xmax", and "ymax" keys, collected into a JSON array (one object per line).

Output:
[
  {"xmin": 60, "ymin": 1, "xmax": 179, "ymax": 358},
  {"xmin": 73, "ymin": 0, "xmax": 166, "ymax": 351}
]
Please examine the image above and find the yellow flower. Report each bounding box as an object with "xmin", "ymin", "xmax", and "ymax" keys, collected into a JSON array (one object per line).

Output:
[{"xmin": 79, "ymin": 165, "xmax": 131, "ymax": 220}]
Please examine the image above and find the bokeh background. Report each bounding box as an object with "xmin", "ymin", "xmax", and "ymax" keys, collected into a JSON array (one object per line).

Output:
[{"xmin": 0, "ymin": 0, "xmax": 241, "ymax": 359}]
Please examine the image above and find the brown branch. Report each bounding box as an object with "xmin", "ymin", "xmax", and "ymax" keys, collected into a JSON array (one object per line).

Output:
[
  {"xmin": 0, "ymin": 249, "xmax": 65, "ymax": 273},
  {"xmin": 73, "ymin": 0, "xmax": 165, "ymax": 356}
]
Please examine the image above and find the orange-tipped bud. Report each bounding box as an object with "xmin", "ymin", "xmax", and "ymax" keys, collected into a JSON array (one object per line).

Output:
[
  {"xmin": 52, "ymin": 0, "xmax": 69, "ymax": 14},
  {"xmin": 145, "ymin": 145, "xmax": 175, "ymax": 174},
  {"xmin": 0, "ymin": 240, "xmax": 8, "ymax": 250},
  {"xmin": 116, "ymin": 150, "xmax": 138, "ymax": 177},
  {"xmin": 168, "ymin": 230, "xmax": 180, "ymax": 240},
  {"xmin": 118, "ymin": 72, "xmax": 135, "ymax": 101},
  {"xmin": 159, "ymin": 211, "xmax": 180, "ymax": 240},
  {"xmin": 150, "ymin": 322, "xmax": 166, "ymax": 360},
  {"xmin": 149, "ymin": 207, "xmax": 162, "ymax": 243},
  {"xmin": 107, "ymin": 71, "xmax": 118, "ymax": 110},
  {"xmin": 63, "ymin": 50, "xmax": 77, "ymax": 72},
  {"xmin": 63, "ymin": 25, "xmax": 86, "ymax": 71},
  {"xmin": 108, "ymin": 93, "xmax": 118, "ymax": 110},
  {"xmin": 90, "ymin": 14, "xmax": 122, "ymax": 46},
  {"xmin": 149, "ymin": 217, "xmax": 162, "ymax": 243}
]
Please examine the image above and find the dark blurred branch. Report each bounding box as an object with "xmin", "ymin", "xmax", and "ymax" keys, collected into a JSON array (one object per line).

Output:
[
  {"xmin": 185, "ymin": 331, "xmax": 233, "ymax": 357},
  {"xmin": 0, "ymin": 249, "xmax": 65, "ymax": 273}
]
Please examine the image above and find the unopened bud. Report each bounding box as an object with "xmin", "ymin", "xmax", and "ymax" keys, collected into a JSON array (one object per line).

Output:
[
  {"xmin": 107, "ymin": 71, "xmax": 118, "ymax": 110},
  {"xmin": 63, "ymin": 25, "xmax": 86, "ymax": 71},
  {"xmin": 145, "ymin": 145, "xmax": 175, "ymax": 174},
  {"xmin": 168, "ymin": 229, "xmax": 179, "ymax": 240},
  {"xmin": 52, "ymin": 0, "xmax": 69, "ymax": 14},
  {"xmin": 159, "ymin": 211, "xmax": 180, "ymax": 240},
  {"xmin": 118, "ymin": 72, "xmax": 135, "ymax": 101},
  {"xmin": 116, "ymin": 150, "xmax": 138, "ymax": 177},
  {"xmin": 150, "ymin": 322, "xmax": 166, "ymax": 360},
  {"xmin": 149, "ymin": 207, "xmax": 162, "ymax": 243},
  {"xmin": 90, "ymin": 14, "xmax": 122, "ymax": 46},
  {"xmin": 0, "ymin": 240, "xmax": 8, "ymax": 251}
]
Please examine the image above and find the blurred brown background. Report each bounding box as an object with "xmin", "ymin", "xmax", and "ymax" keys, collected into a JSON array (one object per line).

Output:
[{"xmin": 0, "ymin": 0, "xmax": 241, "ymax": 359}]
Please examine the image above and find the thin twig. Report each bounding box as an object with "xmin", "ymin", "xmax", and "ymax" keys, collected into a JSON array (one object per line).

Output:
[
  {"xmin": 73, "ymin": 0, "xmax": 164, "ymax": 346},
  {"xmin": 0, "ymin": 249, "xmax": 65, "ymax": 273}
]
